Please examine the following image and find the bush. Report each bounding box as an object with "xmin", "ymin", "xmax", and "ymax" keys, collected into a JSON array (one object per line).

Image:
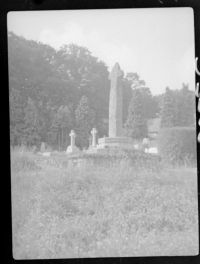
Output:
[{"xmin": 158, "ymin": 127, "xmax": 197, "ymax": 165}]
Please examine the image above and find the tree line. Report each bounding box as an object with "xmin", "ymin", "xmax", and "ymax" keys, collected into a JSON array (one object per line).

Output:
[
  {"xmin": 8, "ymin": 32, "xmax": 195, "ymax": 150},
  {"xmin": 125, "ymin": 83, "xmax": 195, "ymax": 140}
]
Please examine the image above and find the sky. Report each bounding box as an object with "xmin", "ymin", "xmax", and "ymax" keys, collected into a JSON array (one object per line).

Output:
[{"xmin": 7, "ymin": 8, "xmax": 195, "ymax": 95}]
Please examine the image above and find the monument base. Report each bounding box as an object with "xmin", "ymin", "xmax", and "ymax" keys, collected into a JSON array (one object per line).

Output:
[
  {"xmin": 85, "ymin": 146, "xmax": 100, "ymax": 154},
  {"xmin": 97, "ymin": 136, "xmax": 135, "ymax": 150},
  {"xmin": 66, "ymin": 145, "xmax": 80, "ymax": 154}
]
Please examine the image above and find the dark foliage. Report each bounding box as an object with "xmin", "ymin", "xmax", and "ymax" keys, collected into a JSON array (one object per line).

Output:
[
  {"xmin": 8, "ymin": 32, "xmax": 110, "ymax": 149},
  {"xmin": 158, "ymin": 127, "xmax": 197, "ymax": 165}
]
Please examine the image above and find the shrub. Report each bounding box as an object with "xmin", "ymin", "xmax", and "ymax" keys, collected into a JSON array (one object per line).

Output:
[{"xmin": 157, "ymin": 127, "xmax": 197, "ymax": 165}]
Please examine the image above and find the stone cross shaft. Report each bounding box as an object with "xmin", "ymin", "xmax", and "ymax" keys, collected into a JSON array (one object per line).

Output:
[
  {"xmin": 91, "ymin": 127, "xmax": 97, "ymax": 147},
  {"xmin": 69, "ymin": 130, "xmax": 76, "ymax": 147},
  {"xmin": 109, "ymin": 62, "xmax": 123, "ymax": 137}
]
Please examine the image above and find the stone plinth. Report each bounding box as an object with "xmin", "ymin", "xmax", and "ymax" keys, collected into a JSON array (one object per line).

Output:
[
  {"xmin": 97, "ymin": 136, "xmax": 134, "ymax": 150},
  {"xmin": 85, "ymin": 146, "xmax": 99, "ymax": 154}
]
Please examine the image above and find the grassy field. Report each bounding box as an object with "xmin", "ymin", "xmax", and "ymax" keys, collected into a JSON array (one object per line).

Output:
[{"xmin": 11, "ymin": 148, "xmax": 199, "ymax": 259}]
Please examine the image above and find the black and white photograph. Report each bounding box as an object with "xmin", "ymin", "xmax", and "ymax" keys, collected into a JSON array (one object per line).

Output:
[{"xmin": 8, "ymin": 8, "xmax": 198, "ymax": 259}]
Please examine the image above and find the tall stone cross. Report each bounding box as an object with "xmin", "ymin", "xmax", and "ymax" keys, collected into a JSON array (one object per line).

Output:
[
  {"xmin": 91, "ymin": 127, "xmax": 97, "ymax": 147},
  {"xmin": 69, "ymin": 130, "xmax": 76, "ymax": 148},
  {"xmin": 109, "ymin": 62, "xmax": 123, "ymax": 137}
]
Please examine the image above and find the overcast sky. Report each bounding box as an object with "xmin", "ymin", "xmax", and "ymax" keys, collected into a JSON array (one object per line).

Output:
[{"xmin": 7, "ymin": 8, "xmax": 195, "ymax": 95}]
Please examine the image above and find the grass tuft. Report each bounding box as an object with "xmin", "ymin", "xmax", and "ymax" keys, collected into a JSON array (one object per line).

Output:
[{"xmin": 11, "ymin": 148, "xmax": 199, "ymax": 259}]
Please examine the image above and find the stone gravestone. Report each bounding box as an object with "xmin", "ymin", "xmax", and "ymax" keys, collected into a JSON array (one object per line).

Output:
[
  {"xmin": 66, "ymin": 130, "xmax": 80, "ymax": 154},
  {"xmin": 142, "ymin": 137, "xmax": 150, "ymax": 152},
  {"xmin": 40, "ymin": 142, "xmax": 51, "ymax": 156},
  {"xmin": 40, "ymin": 142, "xmax": 46, "ymax": 153},
  {"xmin": 97, "ymin": 63, "xmax": 134, "ymax": 150},
  {"xmin": 85, "ymin": 128, "xmax": 98, "ymax": 153},
  {"xmin": 91, "ymin": 128, "xmax": 97, "ymax": 147}
]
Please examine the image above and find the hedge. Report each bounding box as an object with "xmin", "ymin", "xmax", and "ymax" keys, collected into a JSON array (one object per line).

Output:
[{"xmin": 157, "ymin": 127, "xmax": 197, "ymax": 165}]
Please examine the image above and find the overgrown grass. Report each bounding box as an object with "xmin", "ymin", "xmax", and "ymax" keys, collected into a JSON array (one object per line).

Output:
[{"xmin": 11, "ymin": 148, "xmax": 199, "ymax": 259}]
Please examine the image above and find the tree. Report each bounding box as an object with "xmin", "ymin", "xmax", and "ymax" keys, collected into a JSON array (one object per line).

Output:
[
  {"xmin": 75, "ymin": 96, "xmax": 95, "ymax": 149},
  {"xmin": 125, "ymin": 72, "xmax": 145, "ymax": 90},
  {"xmin": 152, "ymin": 94, "xmax": 163, "ymax": 116},
  {"xmin": 23, "ymin": 98, "xmax": 41, "ymax": 146},
  {"xmin": 8, "ymin": 32, "xmax": 55, "ymax": 146},
  {"xmin": 139, "ymin": 87, "xmax": 158, "ymax": 119},
  {"xmin": 8, "ymin": 33, "xmax": 110, "ymax": 148},
  {"xmin": 174, "ymin": 83, "xmax": 195, "ymax": 127},
  {"xmin": 160, "ymin": 87, "xmax": 176, "ymax": 128},
  {"xmin": 50, "ymin": 105, "xmax": 73, "ymax": 150},
  {"xmin": 121, "ymin": 76, "xmax": 133, "ymax": 124},
  {"xmin": 161, "ymin": 85, "xmax": 195, "ymax": 128},
  {"xmin": 53, "ymin": 44, "xmax": 110, "ymax": 118},
  {"xmin": 122, "ymin": 73, "xmax": 158, "ymax": 125},
  {"xmin": 181, "ymin": 83, "xmax": 195, "ymax": 126},
  {"xmin": 9, "ymin": 88, "xmax": 26, "ymax": 146},
  {"xmin": 125, "ymin": 88, "xmax": 148, "ymax": 140}
]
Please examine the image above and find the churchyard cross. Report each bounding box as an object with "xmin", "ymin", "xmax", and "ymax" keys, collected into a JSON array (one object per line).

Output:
[
  {"xmin": 108, "ymin": 62, "xmax": 123, "ymax": 137},
  {"xmin": 69, "ymin": 130, "xmax": 76, "ymax": 148}
]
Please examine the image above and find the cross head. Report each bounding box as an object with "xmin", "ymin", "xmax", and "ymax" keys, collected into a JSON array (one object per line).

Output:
[{"xmin": 109, "ymin": 62, "xmax": 123, "ymax": 81}]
